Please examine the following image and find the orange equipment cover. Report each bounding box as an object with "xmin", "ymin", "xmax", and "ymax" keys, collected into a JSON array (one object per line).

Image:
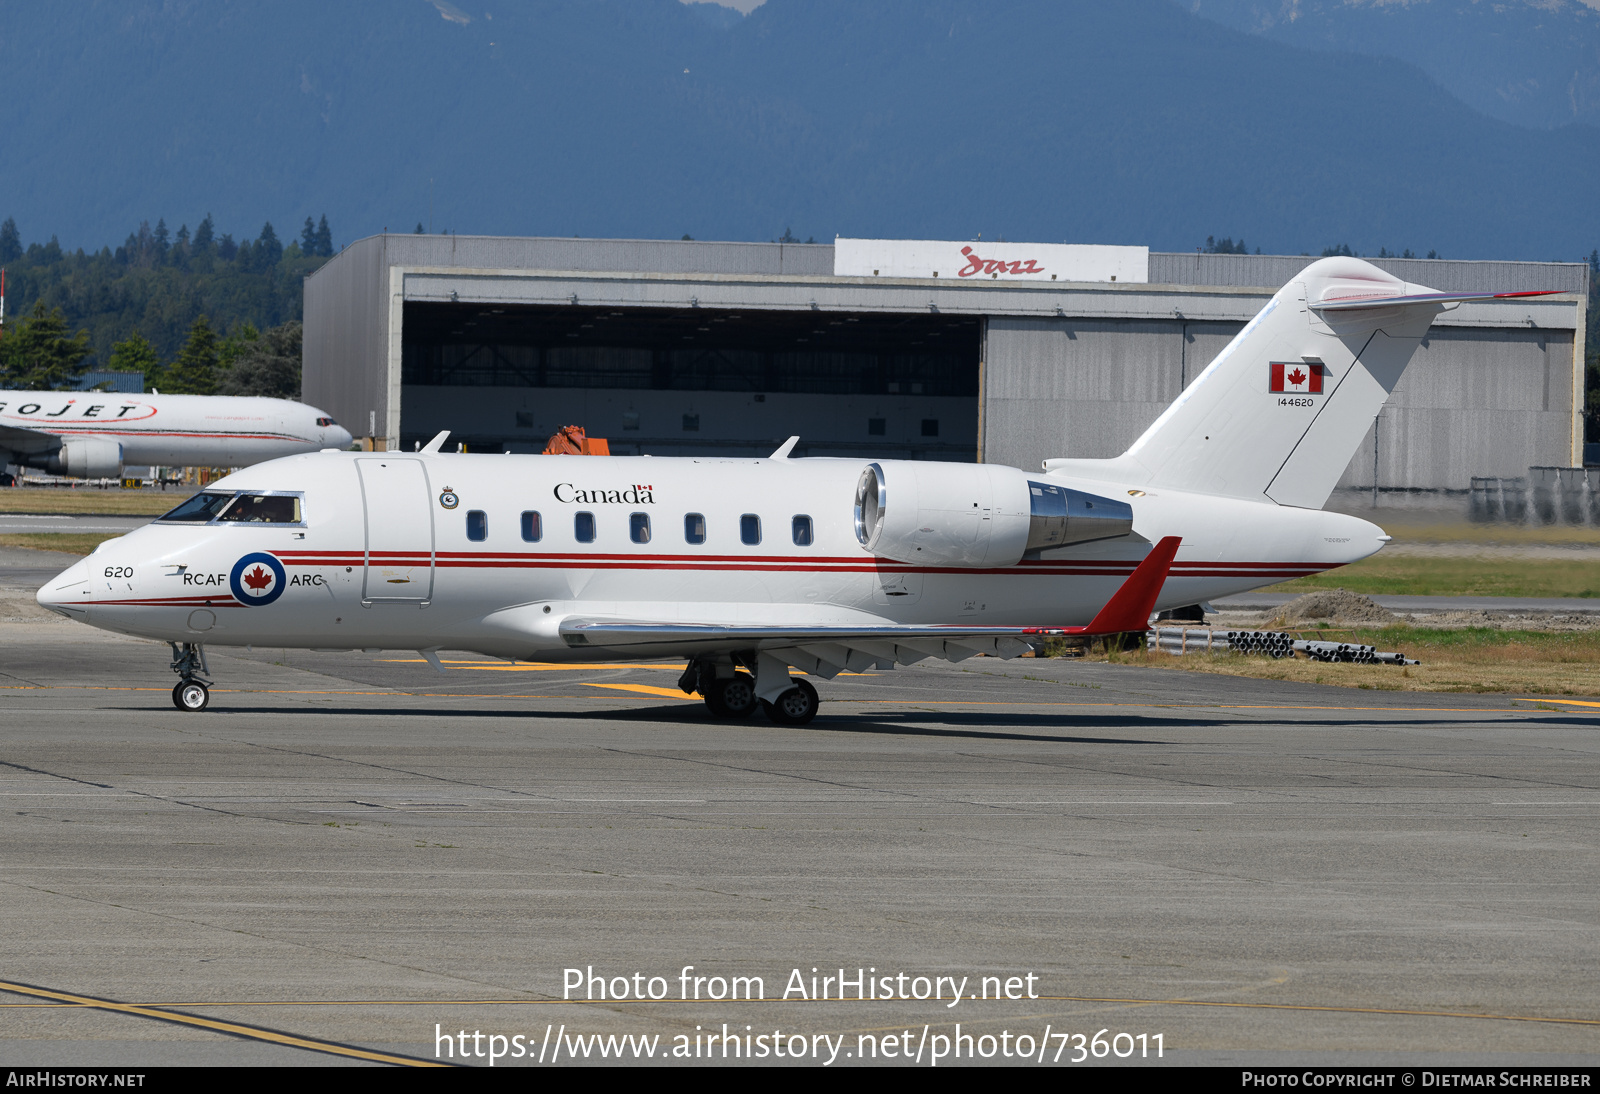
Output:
[{"xmin": 542, "ymin": 426, "xmax": 610, "ymax": 455}]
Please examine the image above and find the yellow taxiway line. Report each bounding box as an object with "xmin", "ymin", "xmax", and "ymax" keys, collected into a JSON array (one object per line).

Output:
[
  {"xmin": 582, "ymin": 682, "xmax": 699, "ymax": 700},
  {"xmin": 0, "ymin": 979, "xmax": 449, "ymax": 1066}
]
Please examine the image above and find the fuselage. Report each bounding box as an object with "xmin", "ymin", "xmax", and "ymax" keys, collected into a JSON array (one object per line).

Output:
[
  {"xmin": 0, "ymin": 391, "xmax": 353, "ymax": 469},
  {"xmin": 37, "ymin": 450, "xmax": 1386, "ymax": 660}
]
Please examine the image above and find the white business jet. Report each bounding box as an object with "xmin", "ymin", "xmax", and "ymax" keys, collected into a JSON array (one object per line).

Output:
[
  {"xmin": 35, "ymin": 258, "xmax": 1554, "ymax": 721},
  {"xmin": 0, "ymin": 391, "xmax": 353, "ymax": 479}
]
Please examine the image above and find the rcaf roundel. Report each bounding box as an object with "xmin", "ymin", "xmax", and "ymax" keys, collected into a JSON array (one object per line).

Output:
[
  {"xmin": 230, "ymin": 552, "xmax": 287, "ymax": 606},
  {"xmin": 1270, "ymin": 361, "xmax": 1323, "ymax": 394}
]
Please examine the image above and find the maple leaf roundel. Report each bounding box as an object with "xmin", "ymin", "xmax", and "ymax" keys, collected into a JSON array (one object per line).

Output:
[{"xmin": 229, "ymin": 552, "xmax": 288, "ymax": 607}]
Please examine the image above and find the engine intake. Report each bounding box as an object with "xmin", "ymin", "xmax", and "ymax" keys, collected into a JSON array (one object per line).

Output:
[
  {"xmin": 854, "ymin": 461, "xmax": 1133, "ymax": 568},
  {"xmin": 39, "ymin": 438, "xmax": 124, "ymax": 479}
]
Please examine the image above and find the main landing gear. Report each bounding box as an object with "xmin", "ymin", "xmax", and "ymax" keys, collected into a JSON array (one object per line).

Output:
[
  {"xmin": 763, "ymin": 678, "xmax": 819, "ymax": 725},
  {"xmin": 679, "ymin": 658, "xmax": 820, "ymax": 726},
  {"xmin": 169, "ymin": 642, "xmax": 212, "ymax": 712}
]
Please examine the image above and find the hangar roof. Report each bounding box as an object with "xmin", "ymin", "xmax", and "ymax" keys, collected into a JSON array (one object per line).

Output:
[{"xmin": 310, "ymin": 234, "xmax": 1589, "ymax": 296}]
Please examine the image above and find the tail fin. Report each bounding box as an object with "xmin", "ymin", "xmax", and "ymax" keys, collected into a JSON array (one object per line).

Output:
[{"xmin": 1044, "ymin": 257, "xmax": 1556, "ymax": 509}]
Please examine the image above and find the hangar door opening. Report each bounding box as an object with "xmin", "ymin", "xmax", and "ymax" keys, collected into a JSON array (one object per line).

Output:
[{"xmin": 400, "ymin": 303, "xmax": 980, "ymax": 459}]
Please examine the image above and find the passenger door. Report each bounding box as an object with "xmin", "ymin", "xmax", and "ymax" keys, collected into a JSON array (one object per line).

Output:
[{"xmin": 356, "ymin": 458, "xmax": 435, "ymax": 605}]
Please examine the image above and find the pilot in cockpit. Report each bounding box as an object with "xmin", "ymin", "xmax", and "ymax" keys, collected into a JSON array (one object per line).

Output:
[{"xmin": 217, "ymin": 494, "xmax": 301, "ymax": 524}]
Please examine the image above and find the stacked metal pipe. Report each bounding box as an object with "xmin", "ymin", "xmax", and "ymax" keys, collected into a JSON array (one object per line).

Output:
[
  {"xmin": 1293, "ymin": 639, "xmax": 1374, "ymax": 663},
  {"xmin": 1147, "ymin": 628, "xmax": 1420, "ymax": 666},
  {"xmin": 1290, "ymin": 640, "xmax": 1416, "ymax": 664},
  {"xmin": 1147, "ymin": 627, "xmax": 1293, "ymax": 659}
]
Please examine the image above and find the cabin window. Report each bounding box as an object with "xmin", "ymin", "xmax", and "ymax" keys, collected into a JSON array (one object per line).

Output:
[
  {"xmin": 685, "ymin": 513, "xmax": 706, "ymax": 545},
  {"xmin": 630, "ymin": 512, "xmax": 651, "ymax": 544},
  {"xmin": 217, "ymin": 494, "xmax": 302, "ymax": 524},
  {"xmin": 157, "ymin": 492, "xmax": 235, "ymax": 523},
  {"xmin": 740, "ymin": 514, "xmax": 761, "ymax": 545},
  {"xmin": 466, "ymin": 510, "xmax": 487, "ymax": 542},
  {"xmin": 575, "ymin": 511, "xmax": 596, "ymax": 543},
  {"xmin": 520, "ymin": 511, "xmax": 542, "ymax": 542},
  {"xmin": 791, "ymin": 515, "xmax": 813, "ymax": 546}
]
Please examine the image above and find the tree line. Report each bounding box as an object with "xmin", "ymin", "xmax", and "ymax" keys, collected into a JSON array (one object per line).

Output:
[{"xmin": 0, "ymin": 214, "xmax": 334, "ymax": 397}]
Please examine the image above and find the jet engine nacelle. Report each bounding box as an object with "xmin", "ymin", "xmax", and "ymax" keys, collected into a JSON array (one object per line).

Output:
[
  {"xmin": 44, "ymin": 438, "xmax": 124, "ymax": 479},
  {"xmin": 853, "ymin": 460, "xmax": 1134, "ymax": 567}
]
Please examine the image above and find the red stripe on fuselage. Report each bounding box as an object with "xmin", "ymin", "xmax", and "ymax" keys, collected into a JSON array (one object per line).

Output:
[{"xmin": 269, "ymin": 549, "xmax": 1339, "ymax": 578}]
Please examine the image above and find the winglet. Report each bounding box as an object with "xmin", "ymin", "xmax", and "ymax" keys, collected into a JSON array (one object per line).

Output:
[
  {"xmin": 420, "ymin": 430, "xmax": 451, "ymax": 454},
  {"xmin": 770, "ymin": 436, "xmax": 800, "ymax": 459},
  {"xmin": 1074, "ymin": 536, "xmax": 1181, "ymax": 636}
]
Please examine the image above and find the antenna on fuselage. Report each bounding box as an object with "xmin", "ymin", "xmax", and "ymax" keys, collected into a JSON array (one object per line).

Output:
[
  {"xmin": 419, "ymin": 430, "xmax": 451, "ymax": 454},
  {"xmin": 769, "ymin": 436, "xmax": 800, "ymax": 459}
]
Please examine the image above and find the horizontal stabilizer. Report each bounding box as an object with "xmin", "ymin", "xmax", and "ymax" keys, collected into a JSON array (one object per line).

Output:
[{"xmin": 1312, "ymin": 289, "xmax": 1560, "ymax": 311}]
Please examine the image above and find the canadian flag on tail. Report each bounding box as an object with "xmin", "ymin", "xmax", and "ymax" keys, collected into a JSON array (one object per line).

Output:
[{"xmin": 1269, "ymin": 361, "xmax": 1323, "ymax": 394}]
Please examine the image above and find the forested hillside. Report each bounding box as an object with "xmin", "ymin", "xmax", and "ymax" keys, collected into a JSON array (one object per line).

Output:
[{"xmin": 0, "ymin": 214, "xmax": 331, "ymax": 367}]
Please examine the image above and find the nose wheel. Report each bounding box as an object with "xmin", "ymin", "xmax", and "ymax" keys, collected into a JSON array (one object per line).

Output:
[
  {"xmin": 172, "ymin": 680, "xmax": 210, "ymax": 712},
  {"xmin": 168, "ymin": 642, "xmax": 213, "ymax": 713}
]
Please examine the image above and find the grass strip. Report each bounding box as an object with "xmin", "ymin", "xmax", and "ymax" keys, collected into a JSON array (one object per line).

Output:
[
  {"xmin": 0, "ymin": 488, "xmax": 192, "ymax": 515},
  {"xmin": 1369, "ymin": 519, "xmax": 1600, "ymax": 546},
  {"xmin": 1263, "ymin": 555, "xmax": 1600, "ymax": 598},
  {"xmin": 0, "ymin": 533, "xmax": 125, "ymax": 555},
  {"xmin": 1102, "ymin": 626, "xmax": 1600, "ymax": 695}
]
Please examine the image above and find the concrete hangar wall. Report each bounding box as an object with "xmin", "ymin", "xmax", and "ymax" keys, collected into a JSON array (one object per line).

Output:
[{"xmin": 303, "ymin": 235, "xmax": 1588, "ymax": 501}]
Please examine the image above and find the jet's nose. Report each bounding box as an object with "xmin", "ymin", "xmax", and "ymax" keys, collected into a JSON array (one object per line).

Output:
[
  {"xmin": 36, "ymin": 558, "xmax": 91, "ymax": 618},
  {"xmin": 328, "ymin": 424, "xmax": 354, "ymax": 449}
]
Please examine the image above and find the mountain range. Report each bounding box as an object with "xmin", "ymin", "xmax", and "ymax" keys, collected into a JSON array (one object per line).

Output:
[
  {"xmin": 0, "ymin": 0, "xmax": 1593, "ymax": 261},
  {"xmin": 1189, "ymin": 0, "xmax": 1600, "ymax": 133}
]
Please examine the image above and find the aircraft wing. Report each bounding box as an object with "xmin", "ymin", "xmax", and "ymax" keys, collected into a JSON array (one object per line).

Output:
[
  {"xmin": 561, "ymin": 619, "xmax": 1050, "ymax": 671},
  {"xmin": 0, "ymin": 422, "xmax": 63, "ymax": 456},
  {"xmin": 558, "ymin": 536, "xmax": 1181, "ymax": 678}
]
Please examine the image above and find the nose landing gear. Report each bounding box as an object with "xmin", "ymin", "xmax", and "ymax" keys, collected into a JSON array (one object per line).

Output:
[{"xmin": 169, "ymin": 642, "xmax": 212, "ymax": 712}]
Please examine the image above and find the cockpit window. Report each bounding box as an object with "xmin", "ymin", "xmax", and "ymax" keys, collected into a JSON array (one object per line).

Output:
[
  {"xmin": 157, "ymin": 493, "xmax": 236, "ymax": 523},
  {"xmin": 316, "ymin": 417, "xmax": 337, "ymax": 427},
  {"xmin": 217, "ymin": 494, "xmax": 303, "ymax": 524}
]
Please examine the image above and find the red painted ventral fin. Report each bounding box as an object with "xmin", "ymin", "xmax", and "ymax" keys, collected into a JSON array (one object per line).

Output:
[{"xmin": 1072, "ymin": 536, "xmax": 1181, "ymax": 636}]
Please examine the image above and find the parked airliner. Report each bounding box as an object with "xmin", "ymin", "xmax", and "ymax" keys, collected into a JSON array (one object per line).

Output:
[
  {"xmin": 0, "ymin": 391, "xmax": 352, "ymax": 479},
  {"xmin": 35, "ymin": 258, "xmax": 1555, "ymax": 722}
]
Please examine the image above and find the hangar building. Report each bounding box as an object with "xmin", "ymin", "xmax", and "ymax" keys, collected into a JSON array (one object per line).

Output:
[{"xmin": 303, "ymin": 235, "xmax": 1587, "ymax": 508}]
